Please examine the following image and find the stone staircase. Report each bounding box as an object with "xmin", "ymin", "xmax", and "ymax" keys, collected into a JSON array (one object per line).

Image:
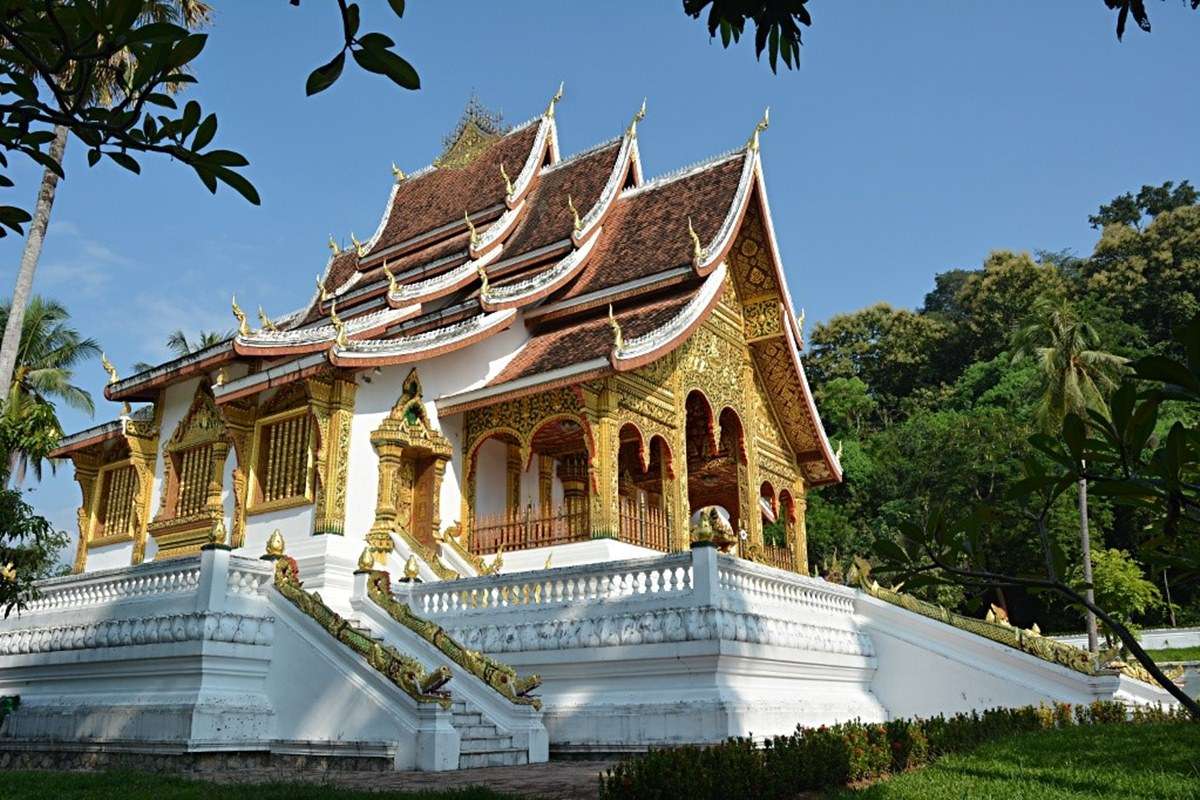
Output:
[{"xmin": 345, "ymin": 617, "xmax": 527, "ymax": 769}]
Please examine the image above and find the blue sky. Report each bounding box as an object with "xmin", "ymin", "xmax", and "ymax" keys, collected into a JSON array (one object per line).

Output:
[{"xmin": 3, "ymin": 2, "xmax": 1198, "ymax": 538}]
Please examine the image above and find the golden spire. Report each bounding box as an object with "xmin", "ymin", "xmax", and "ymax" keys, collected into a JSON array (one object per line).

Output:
[
  {"xmin": 316, "ymin": 274, "xmax": 331, "ymax": 303},
  {"xmin": 747, "ymin": 106, "xmax": 770, "ymax": 152},
  {"xmin": 404, "ymin": 554, "xmax": 420, "ymax": 581},
  {"xmin": 608, "ymin": 304, "xmax": 623, "ymax": 352},
  {"xmin": 265, "ymin": 529, "xmax": 285, "ymax": 557},
  {"xmin": 567, "ymin": 195, "xmax": 582, "ymax": 234},
  {"xmin": 688, "ymin": 216, "xmax": 708, "ymax": 264},
  {"xmin": 464, "ymin": 211, "xmax": 480, "ymax": 247},
  {"xmin": 383, "ymin": 260, "xmax": 397, "ymax": 294},
  {"xmin": 500, "ymin": 162, "xmax": 514, "ymax": 198},
  {"xmin": 328, "ymin": 234, "xmax": 340, "ymax": 255},
  {"xmin": 100, "ymin": 352, "xmax": 119, "ymax": 385},
  {"xmin": 545, "ymin": 81, "xmax": 564, "ymax": 118},
  {"xmin": 231, "ymin": 295, "xmax": 250, "ymax": 336},
  {"xmin": 258, "ymin": 306, "xmax": 278, "ymax": 332},
  {"xmin": 357, "ymin": 546, "xmax": 375, "ymax": 572},
  {"xmin": 392, "ymin": 162, "xmax": 405, "ymax": 181},
  {"xmin": 627, "ymin": 97, "xmax": 647, "ymax": 138},
  {"xmin": 350, "ymin": 232, "xmax": 366, "ymax": 258},
  {"xmin": 330, "ymin": 298, "xmax": 347, "ymax": 347},
  {"xmin": 476, "ymin": 263, "xmax": 491, "ymax": 298}
]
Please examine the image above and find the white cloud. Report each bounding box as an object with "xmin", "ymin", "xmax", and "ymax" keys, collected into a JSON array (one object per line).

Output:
[{"xmin": 36, "ymin": 222, "xmax": 132, "ymax": 296}]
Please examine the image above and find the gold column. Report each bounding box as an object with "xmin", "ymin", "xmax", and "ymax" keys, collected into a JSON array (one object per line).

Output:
[
  {"xmin": 430, "ymin": 458, "xmax": 447, "ymax": 536},
  {"xmin": 792, "ymin": 489, "xmax": 809, "ymax": 575},
  {"xmin": 70, "ymin": 454, "xmax": 101, "ymax": 574},
  {"xmin": 368, "ymin": 444, "xmax": 403, "ymax": 561},
  {"xmin": 206, "ymin": 440, "xmax": 230, "ymax": 544},
  {"xmin": 219, "ymin": 400, "xmax": 254, "ymax": 548},
  {"xmin": 538, "ymin": 455, "xmax": 554, "ymax": 510},
  {"xmin": 557, "ymin": 454, "xmax": 589, "ymax": 537},
  {"xmin": 581, "ymin": 380, "xmax": 619, "ymax": 538},
  {"xmin": 505, "ymin": 443, "xmax": 522, "ymax": 514},
  {"xmin": 310, "ymin": 376, "xmax": 357, "ymax": 535}
]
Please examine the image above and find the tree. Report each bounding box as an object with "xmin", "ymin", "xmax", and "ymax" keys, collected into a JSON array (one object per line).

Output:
[
  {"xmin": 1089, "ymin": 179, "xmax": 1198, "ymax": 229},
  {"xmin": 132, "ymin": 327, "xmax": 233, "ymax": 373},
  {"xmin": 1072, "ymin": 547, "xmax": 1162, "ymax": 649},
  {"xmin": 1011, "ymin": 296, "xmax": 1128, "ymax": 652}
]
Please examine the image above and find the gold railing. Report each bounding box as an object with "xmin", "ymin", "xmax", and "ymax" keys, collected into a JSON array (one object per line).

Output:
[
  {"xmin": 758, "ymin": 543, "xmax": 795, "ymax": 572},
  {"xmin": 175, "ymin": 444, "xmax": 211, "ymax": 517},
  {"xmin": 617, "ymin": 496, "xmax": 670, "ymax": 552},
  {"xmin": 97, "ymin": 464, "xmax": 137, "ymax": 538},
  {"xmin": 471, "ymin": 506, "xmax": 591, "ymax": 555}
]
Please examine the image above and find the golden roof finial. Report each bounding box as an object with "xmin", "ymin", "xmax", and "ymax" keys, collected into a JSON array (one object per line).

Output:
[
  {"xmin": 404, "ymin": 554, "xmax": 420, "ymax": 581},
  {"xmin": 231, "ymin": 295, "xmax": 250, "ymax": 336},
  {"xmin": 797, "ymin": 307, "xmax": 805, "ymax": 338},
  {"xmin": 382, "ymin": 260, "xmax": 397, "ymax": 295},
  {"xmin": 748, "ymin": 106, "xmax": 770, "ymax": 152},
  {"xmin": 567, "ymin": 195, "xmax": 582, "ymax": 234},
  {"xmin": 316, "ymin": 274, "xmax": 331, "ymax": 303},
  {"xmin": 350, "ymin": 232, "xmax": 366, "ymax": 258},
  {"xmin": 464, "ymin": 211, "xmax": 480, "ymax": 247},
  {"xmin": 328, "ymin": 234, "xmax": 340, "ymax": 255},
  {"xmin": 476, "ymin": 263, "xmax": 491, "ymax": 298},
  {"xmin": 627, "ymin": 97, "xmax": 647, "ymax": 138},
  {"xmin": 357, "ymin": 546, "xmax": 376, "ymax": 572},
  {"xmin": 688, "ymin": 216, "xmax": 708, "ymax": 264},
  {"xmin": 258, "ymin": 306, "xmax": 278, "ymax": 332},
  {"xmin": 500, "ymin": 162, "xmax": 514, "ymax": 198},
  {"xmin": 608, "ymin": 304, "xmax": 623, "ymax": 352},
  {"xmin": 545, "ymin": 81, "xmax": 564, "ymax": 118},
  {"xmin": 265, "ymin": 529, "xmax": 285, "ymax": 557},
  {"xmin": 330, "ymin": 298, "xmax": 347, "ymax": 348},
  {"xmin": 392, "ymin": 162, "xmax": 405, "ymax": 181},
  {"xmin": 100, "ymin": 352, "xmax": 119, "ymax": 385}
]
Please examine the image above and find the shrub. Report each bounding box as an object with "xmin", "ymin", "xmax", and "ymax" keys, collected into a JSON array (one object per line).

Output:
[{"xmin": 596, "ymin": 701, "xmax": 1189, "ymax": 800}]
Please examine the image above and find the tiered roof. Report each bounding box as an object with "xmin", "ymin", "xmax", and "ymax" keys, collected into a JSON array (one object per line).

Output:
[{"xmin": 94, "ymin": 91, "xmax": 840, "ymax": 485}]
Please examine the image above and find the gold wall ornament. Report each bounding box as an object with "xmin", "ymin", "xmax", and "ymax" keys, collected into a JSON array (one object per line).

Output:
[
  {"xmin": 627, "ymin": 97, "xmax": 646, "ymax": 138},
  {"xmin": 351, "ymin": 232, "xmax": 366, "ymax": 258},
  {"xmin": 208, "ymin": 515, "xmax": 227, "ymax": 546},
  {"xmin": 328, "ymin": 235, "xmax": 340, "ymax": 255},
  {"xmin": 567, "ymin": 195, "xmax": 582, "ymax": 234},
  {"xmin": 383, "ymin": 261, "xmax": 398, "ymax": 294},
  {"xmin": 231, "ymin": 295, "xmax": 250, "ymax": 336},
  {"xmin": 265, "ymin": 529, "xmax": 285, "ymax": 557},
  {"xmin": 747, "ymin": 106, "xmax": 770, "ymax": 151},
  {"xmin": 500, "ymin": 162, "xmax": 514, "ymax": 197},
  {"xmin": 464, "ymin": 211, "xmax": 480, "ymax": 248},
  {"xmin": 258, "ymin": 306, "xmax": 279, "ymax": 332},
  {"xmin": 688, "ymin": 216, "xmax": 708, "ymax": 264},
  {"xmin": 392, "ymin": 162, "xmax": 405, "ymax": 181},
  {"xmin": 100, "ymin": 352, "xmax": 119, "ymax": 385},
  {"xmin": 357, "ymin": 546, "xmax": 375, "ymax": 572},
  {"xmin": 544, "ymin": 80, "xmax": 564, "ymax": 118},
  {"xmin": 607, "ymin": 305, "xmax": 623, "ymax": 352},
  {"xmin": 403, "ymin": 554, "xmax": 420, "ymax": 581}
]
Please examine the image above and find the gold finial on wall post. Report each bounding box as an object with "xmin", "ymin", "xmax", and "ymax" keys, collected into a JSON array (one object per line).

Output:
[
  {"xmin": 545, "ymin": 81, "xmax": 564, "ymax": 118},
  {"xmin": 748, "ymin": 106, "xmax": 770, "ymax": 152},
  {"xmin": 231, "ymin": 295, "xmax": 250, "ymax": 336},
  {"xmin": 403, "ymin": 554, "xmax": 421, "ymax": 582},
  {"xmin": 262, "ymin": 529, "xmax": 285, "ymax": 560},
  {"xmin": 357, "ymin": 546, "xmax": 376, "ymax": 572}
]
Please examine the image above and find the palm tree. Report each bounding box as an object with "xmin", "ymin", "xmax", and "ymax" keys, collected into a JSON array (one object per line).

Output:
[
  {"xmin": 1011, "ymin": 297, "xmax": 1128, "ymax": 654},
  {"xmin": 132, "ymin": 328, "xmax": 233, "ymax": 374},
  {"xmin": 0, "ymin": 296, "xmax": 100, "ymax": 483},
  {"xmin": 0, "ymin": 1, "xmax": 213, "ymax": 406}
]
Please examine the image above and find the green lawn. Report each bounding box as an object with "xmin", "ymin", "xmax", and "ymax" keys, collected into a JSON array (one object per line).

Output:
[
  {"xmin": 826, "ymin": 722, "xmax": 1200, "ymax": 800},
  {"xmin": 4, "ymin": 770, "xmax": 520, "ymax": 800},
  {"xmin": 1145, "ymin": 646, "xmax": 1200, "ymax": 663}
]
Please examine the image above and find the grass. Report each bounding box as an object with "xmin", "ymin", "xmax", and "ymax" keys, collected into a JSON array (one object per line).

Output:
[
  {"xmin": 1145, "ymin": 645, "xmax": 1200, "ymax": 663},
  {"xmin": 3, "ymin": 770, "xmax": 521, "ymax": 800},
  {"xmin": 825, "ymin": 722, "xmax": 1200, "ymax": 800}
]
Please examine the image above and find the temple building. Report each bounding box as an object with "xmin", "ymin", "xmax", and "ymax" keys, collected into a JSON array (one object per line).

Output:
[
  {"xmin": 0, "ymin": 92, "xmax": 1170, "ymax": 770},
  {"xmin": 51, "ymin": 90, "xmax": 839, "ymax": 584}
]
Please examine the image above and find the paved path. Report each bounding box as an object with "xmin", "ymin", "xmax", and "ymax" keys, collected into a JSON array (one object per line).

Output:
[{"xmin": 206, "ymin": 759, "xmax": 618, "ymax": 799}]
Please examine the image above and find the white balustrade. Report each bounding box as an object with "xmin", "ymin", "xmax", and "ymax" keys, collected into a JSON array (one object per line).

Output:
[{"xmin": 23, "ymin": 557, "xmax": 204, "ymax": 612}]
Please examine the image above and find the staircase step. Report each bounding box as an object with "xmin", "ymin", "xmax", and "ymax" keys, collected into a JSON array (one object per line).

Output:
[
  {"xmin": 459, "ymin": 749, "xmax": 528, "ymax": 769},
  {"xmin": 460, "ymin": 736, "xmax": 513, "ymax": 754},
  {"xmin": 453, "ymin": 713, "xmax": 483, "ymax": 726},
  {"xmin": 456, "ymin": 724, "xmax": 500, "ymax": 739}
]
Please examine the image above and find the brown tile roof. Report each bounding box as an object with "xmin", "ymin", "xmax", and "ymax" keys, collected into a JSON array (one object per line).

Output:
[
  {"xmin": 373, "ymin": 123, "xmax": 541, "ymax": 251},
  {"xmin": 559, "ymin": 153, "xmax": 744, "ymax": 299},
  {"xmin": 490, "ymin": 287, "xmax": 697, "ymax": 385}
]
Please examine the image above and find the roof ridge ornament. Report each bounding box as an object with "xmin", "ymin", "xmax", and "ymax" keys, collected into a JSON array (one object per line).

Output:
[
  {"xmin": 477, "ymin": 263, "xmax": 491, "ymax": 298},
  {"xmin": 500, "ymin": 162, "xmax": 514, "ymax": 199},
  {"xmin": 330, "ymin": 298, "xmax": 347, "ymax": 347},
  {"xmin": 797, "ymin": 307, "xmax": 806, "ymax": 344},
  {"xmin": 627, "ymin": 97, "xmax": 646, "ymax": 138},
  {"xmin": 258, "ymin": 306, "xmax": 279, "ymax": 332},
  {"xmin": 608, "ymin": 304, "xmax": 623, "ymax": 353},
  {"xmin": 464, "ymin": 211, "xmax": 480, "ymax": 247},
  {"xmin": 392, "ymin": 162, "xmax": 405, "ymax": 181},
  {"xmin": 100, "ymin": 352, "xmax": 119, "ymax": 385},
  {"xmin": 383, "ymin": 260, "xmax": 397, "ymax": 295},
  {"xmin": 315, "ymin": 274, "xmax": 331, "ymax": 303},
  {"xmin": 350, "ymin": 232, "xmax": 366, "ymax": 258},
  {"xmin": 231, "ymin": 295, "xmax": 250, "ymax": 336},
  {"xmin": 567, "ymin": 194, "xmax": 582, "ymax": 234},
  {"xmin": 747, "ymin": 106, "xmax": 770, "ymax": 152},
  {"xmin": 688, "ymin": 216, "xmax": 708, "ymax": 264},
  {"xmin": 545, "ymin": 81, "xmax": 564, "ymax": 118},
  {"xmin": 328, "ymin": 234, "xmax": 340, "ymax": 255}
]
